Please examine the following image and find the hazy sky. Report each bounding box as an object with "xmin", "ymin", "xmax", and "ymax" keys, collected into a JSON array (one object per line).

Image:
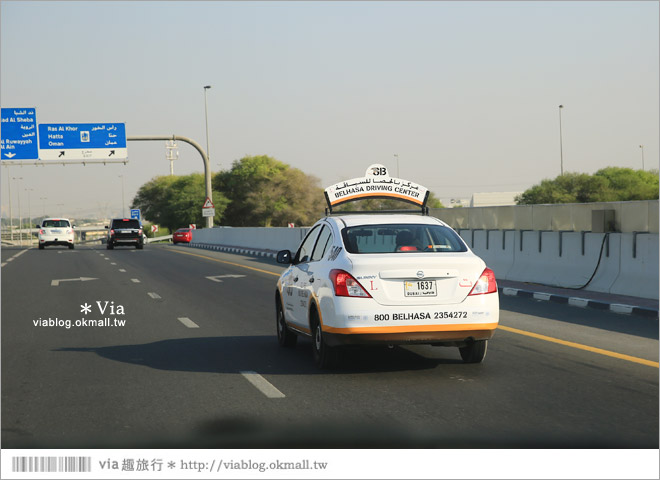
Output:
[{"xmin": 1, "ymin": 1, "xmax": 658, "ymax": 220}]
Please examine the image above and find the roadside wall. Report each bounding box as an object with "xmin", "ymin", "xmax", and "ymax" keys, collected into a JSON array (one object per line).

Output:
[
  {"xmin": 430, "ymin": 200, "xmax": 659, "ymax": 233},
  {"xmin": 190, "ymin": 200, "xmax": 659, "ymax": 300}
]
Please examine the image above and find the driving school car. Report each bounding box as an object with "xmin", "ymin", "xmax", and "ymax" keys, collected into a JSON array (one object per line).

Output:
[{"xmin": 275, "ymin": 164, "xmax": 499, "ymax": 368}]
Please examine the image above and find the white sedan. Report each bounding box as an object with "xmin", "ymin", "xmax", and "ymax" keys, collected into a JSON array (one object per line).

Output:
[
  {"xmin": 275, "ymin": 213, "xmax": 499, "ymax": 368},
  {"xmin": 37, "ymin": 218, "xmax": 75, "ymax": 250}
]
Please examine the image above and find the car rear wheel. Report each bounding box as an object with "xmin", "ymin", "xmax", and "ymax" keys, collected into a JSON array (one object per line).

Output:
[
  {"xmin": 276, "ymin": 300, "xmax": 297, "ymax": 348},
  {"xmin": 459, "ymin": 339, "xmax": 488, "ymax": 363},
  {"xmin": 107, "ymin": 243, "xmax": 114, "ymax": 250},
  {"xmin": 69, "ymin": 243, "xmax": 74, "ymax": 249},
  {"xmin": 38, "ymin": 244, "xmax": 44, "ymax": 250},
  {"xmin": 311, "ymin": 311, "xmax": 339, "ymax": 369}
]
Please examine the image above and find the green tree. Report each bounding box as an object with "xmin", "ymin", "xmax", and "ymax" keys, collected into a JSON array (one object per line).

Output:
[
  {"xmin": 132, "ymin": 173, "xmax": 228, "ymax": 231},
  {"xmin": 213, "ymin": 155, "xmax": 325, "ymax": 226},
  {"xmin": 516, "ymin": 168, "xmax": 659, "ymax": 205}
]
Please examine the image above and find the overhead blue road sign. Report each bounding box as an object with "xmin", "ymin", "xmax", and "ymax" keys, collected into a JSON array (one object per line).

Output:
[
  {"xmin": 1, "ymin": 108, "xmax": 39, "ymax": 160},
  {"xmin": 130, "ymin": 209, "xmax": 141, "ymax": 221},
  {"xmin": 38, "ymin": 122, "xmax": 127, "ymax": 161}
]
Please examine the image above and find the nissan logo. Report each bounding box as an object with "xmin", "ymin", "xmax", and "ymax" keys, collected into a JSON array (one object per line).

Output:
[{"xmin": 416, "ymin": 270, "xmax": 425, "ymax": 279}]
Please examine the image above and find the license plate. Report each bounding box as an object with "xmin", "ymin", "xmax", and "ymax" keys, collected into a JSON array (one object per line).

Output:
[
  {"xmin": 51, "ymin": 229, "xmax": 62, "ymax": 234},
  {"xmin": 404, "ymin": 280, "xmax": 437, "ymax": 297}
]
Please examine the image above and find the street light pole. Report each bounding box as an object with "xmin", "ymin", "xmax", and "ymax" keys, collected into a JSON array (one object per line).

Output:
[
  {"xmin": 204, "ymin": 85, "xmax": 212, "ymax": 167},
  {"xmin": 13, "ymin": 177, "xmax": 23, "ymax": 245},
  {"xmin": 639, "ymin": 145, "xmax": 645, "ymax": 170},
  {"xmin": 558, "ymin": 105, "xmax": 564, "ymax": 176},
  {"xmin": 40, "ymin": 197, "xmax": 47, "ymax": 218},
  {"xmin": 7, "ymin": 171, "xmax": 13, "ymax": 242},
  {"xmin": 118, "ymin": 175, "xmax": 125, "ymax": 217},
  {"xmin": 25, "ymin": 188, "xmax": 33, "ymax": 245}
]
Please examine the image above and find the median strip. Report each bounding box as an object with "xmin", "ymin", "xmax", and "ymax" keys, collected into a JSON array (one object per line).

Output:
[{"xmin": 166, "ymin": 248, "xmax": 281, "ymax": 277}]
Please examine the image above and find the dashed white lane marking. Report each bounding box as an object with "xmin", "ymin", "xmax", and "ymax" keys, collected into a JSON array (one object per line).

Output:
[
  {"xmin": 2, "ymin": 249, "xmax": 28, "ymax": 267},
  {"xmin": 240, "ymin": 371, "xmax": 286, "ymax": 399},
  {"xmin": 119, "ymin": 269, "xmax": 126, "ymax": 272},
  {"xmin": 147, "ymin": 292, "xmax": 161, "ymax": 299},
  {"xmin": 111, "ymin": 263, "xmax": 117, "ymax": 265},
  {"xmin": 177, "ymin": 317, "xmax": 199, "ymax": 328},
  {"xmin": 131, "ymin": 279, "xmax": 141, "ymax": 283}
]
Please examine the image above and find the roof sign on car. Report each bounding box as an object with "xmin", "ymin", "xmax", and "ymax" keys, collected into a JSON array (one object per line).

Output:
[{"xmin": 324, "ymin": 164, "xmax": 429, "ymax": 213}]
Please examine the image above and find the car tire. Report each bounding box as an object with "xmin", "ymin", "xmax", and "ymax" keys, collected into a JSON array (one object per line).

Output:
[
  {"xmin": 69, "ymin": 243, "xmax": 74, "ymax": 249},
  {"xmin": 136, "ymin": 243, "xmax": 143, "ymax": 250},
  {"xmin": 276, "ymin": 299, "xmax": 297, "ymax": 348},
  {"xmin": 107, "ymin": 243, "xmax": 114, "ymax": 250},
  {"xmin": 311, "ymin": 310, "xmax": 338, "ymax": 369},
  {"xmin": 459, "ymin": 339, "xmax": 488, "ymax": 363},
  {"xmin": 38, "ymin": 244, "xmax": 44, "ymax": 250}
]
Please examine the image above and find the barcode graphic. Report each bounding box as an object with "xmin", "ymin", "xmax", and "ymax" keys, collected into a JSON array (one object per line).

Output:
[{"xmin": 12, "ymin": 456, "xmax": 92, "ymax": 473}]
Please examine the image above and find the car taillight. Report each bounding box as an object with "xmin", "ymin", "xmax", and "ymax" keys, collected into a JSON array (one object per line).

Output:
[
  {"xmin": 468, "ymin": 268, "xmax": 498, "ymax": 296},
  {"xmin": 110, "ymin": 229, "xmax": 115, "ymax": 236},
  {"xmin": 139, "ymin": 229, "xmax": 143, "ymax": 235},
  {"xmin": 39, "ymin": 229, "xmax": 44, "ymax": 235},
  {"xmin": 330, "ymin": 269, "xmax": 371, "ymax": 298}
]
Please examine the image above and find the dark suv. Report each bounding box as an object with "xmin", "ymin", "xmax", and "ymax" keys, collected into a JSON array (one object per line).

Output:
[{"xmin": 106, "ymin": 218, "xmax": 144, "ymax": 249}]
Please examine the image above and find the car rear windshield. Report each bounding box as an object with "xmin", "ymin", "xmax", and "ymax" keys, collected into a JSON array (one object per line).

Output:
[
  {"xmin": 42, "ymin": 220, "xmax": 70, "ymax": 228},
  {"xmin": 341, "ymin": 223, "xmax": 468, "ymax": 254},
  {"xmin": 112, "ymin": 219, "xmax": 141, "ymax": 229}
]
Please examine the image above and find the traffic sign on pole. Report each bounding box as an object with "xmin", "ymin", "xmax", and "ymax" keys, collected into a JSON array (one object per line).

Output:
[
  {"xmin": 1, "ymin": 108, "xmax": 39, "ymax": 160},
  {"xmin": 130, "ymin": 209, "xmax": 141, "ymax": 221},
  {"xmin": 38, "ymin": 122, "xmax": 127, "ymax": 161}
]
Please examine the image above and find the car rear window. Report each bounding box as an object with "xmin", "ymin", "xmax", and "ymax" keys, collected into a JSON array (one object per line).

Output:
[
  {"xmin": 112, "ymin": 219, "xmax": 141, "ymax": 229},
  {"xmin": 42, "ymin": 220, "xmax": 70, "ymax": 228},
  {"xmin": 341, "ymin": 223, "xmax": 467, "ymax": 254}
]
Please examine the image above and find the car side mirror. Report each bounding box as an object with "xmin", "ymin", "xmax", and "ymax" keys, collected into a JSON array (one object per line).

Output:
[
  {"xmin": 276, "ymin": 250, "xmax": 293, "ymax": 264},
  {"xmin": 105, "ymin": 226, "xmax": 109, "ymax": 229},
  {"xmin": 35, "ymin": 224, "xmax": 40, "ymax": 229}
]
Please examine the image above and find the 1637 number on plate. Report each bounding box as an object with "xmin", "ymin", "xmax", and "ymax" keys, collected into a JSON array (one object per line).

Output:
[{"xmin": 404, "ymin": 280, "xmax": 437, "ymax": 297}]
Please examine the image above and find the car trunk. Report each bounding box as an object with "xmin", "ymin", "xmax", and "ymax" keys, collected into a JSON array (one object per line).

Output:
[{"xmin": 350, "ymin": 253, "xmax": 486, "ymax": 306}]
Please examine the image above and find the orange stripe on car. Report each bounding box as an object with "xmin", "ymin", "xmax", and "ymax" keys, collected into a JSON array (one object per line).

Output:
[
  {"xmin": 322, "ymin": 322, "xmax": 499, "ymax": 334},
  {"xmin": 330, "ymin": 192, "xmax": 423, "ymax": 206}
]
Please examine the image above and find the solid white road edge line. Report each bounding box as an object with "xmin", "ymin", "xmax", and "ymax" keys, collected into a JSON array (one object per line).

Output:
[{"xmin": 240, "ymin": 371, "xmax": 286, "ymax": 399}]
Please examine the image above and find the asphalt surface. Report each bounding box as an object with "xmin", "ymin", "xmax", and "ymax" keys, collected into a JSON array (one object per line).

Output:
[{"xmin": 1, "ymin": 243, "xmax": 658, "ymax": 448}]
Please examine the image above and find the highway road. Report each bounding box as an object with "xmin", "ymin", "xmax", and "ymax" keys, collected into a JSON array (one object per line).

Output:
[{"xmin": 1, "ymin": 244, "xmax": 658, "ymax": 449}]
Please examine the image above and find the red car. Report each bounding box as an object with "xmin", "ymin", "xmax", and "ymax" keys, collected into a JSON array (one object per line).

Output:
[{"xmin": 172, "ymin": 228, "xmax": 192, "ymax": 244}]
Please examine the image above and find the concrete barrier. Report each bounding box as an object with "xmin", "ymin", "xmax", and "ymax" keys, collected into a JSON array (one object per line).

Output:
[
  {"xmin": 192, "ymin": 227, "xmax": 310, "ymax": 253},
  {"xmin": 611, "ymin": 233, "xmax": 659, "ymax": 299},
  {"xmin": 187, "ymin": 207, "xmax": 658, "ymax": 300}
]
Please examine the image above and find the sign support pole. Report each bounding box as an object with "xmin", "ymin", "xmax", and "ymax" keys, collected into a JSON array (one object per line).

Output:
[{"xmin": 127, "ymin": 135, "xmax": 213, "ymax": 228}]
